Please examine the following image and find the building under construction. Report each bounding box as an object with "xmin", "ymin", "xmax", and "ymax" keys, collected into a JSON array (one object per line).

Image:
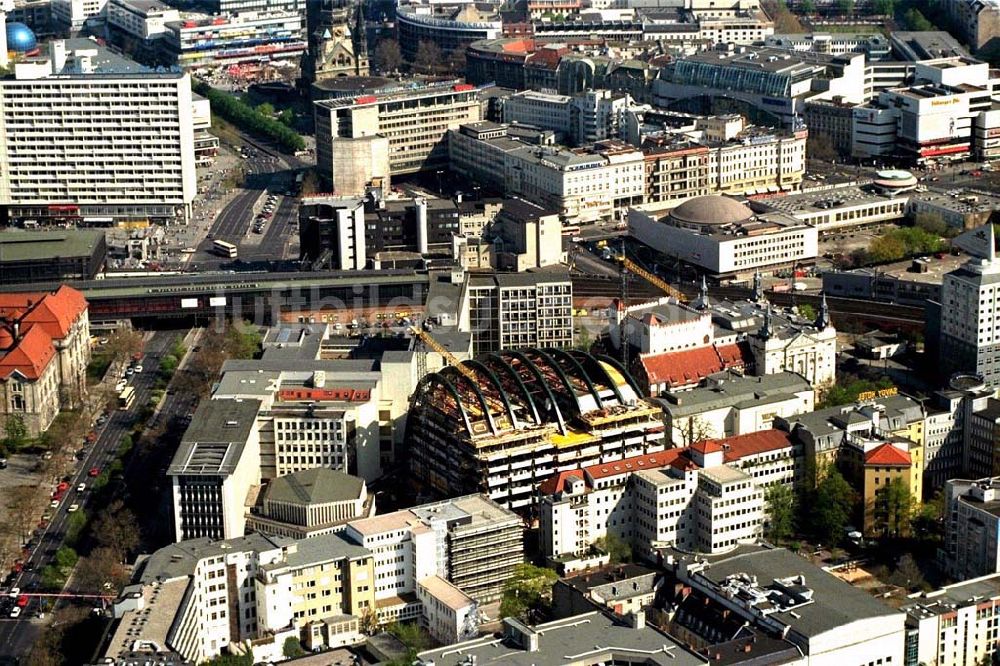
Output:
[{"xmin": 406, "ymin": 348, "xmax": 666, "ymax": 511}]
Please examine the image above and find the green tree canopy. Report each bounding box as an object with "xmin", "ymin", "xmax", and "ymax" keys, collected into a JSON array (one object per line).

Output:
[
  {"xmin": 500, "ymin": 563, "xmax": 558, "ymax": 622},
  {"xmin": 813, "ymin": 467, "xmax": 857, "ymax": 544},
  {"xmin": 765, "ymin": 483, "xmax": 796, "ymax": 544}
]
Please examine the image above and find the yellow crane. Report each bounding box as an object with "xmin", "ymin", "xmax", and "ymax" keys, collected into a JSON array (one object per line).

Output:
[
  {"xmin": 409, "ymin": 326, "xmax": 478, "ymax": 382},
  {"xmin": 620, "ymin": 256, "xmax": 687, "ymax": 303}
]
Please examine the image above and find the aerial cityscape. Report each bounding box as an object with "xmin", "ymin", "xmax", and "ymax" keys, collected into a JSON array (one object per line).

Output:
[{"xmin": 0, "ymin": 0, "xmax": 999, "ymax": 662}]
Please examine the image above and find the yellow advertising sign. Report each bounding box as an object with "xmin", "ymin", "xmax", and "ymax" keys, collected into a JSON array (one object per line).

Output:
[{"xmin": 857, "ymin": 387, "xmax": 898, "ymax": 401}]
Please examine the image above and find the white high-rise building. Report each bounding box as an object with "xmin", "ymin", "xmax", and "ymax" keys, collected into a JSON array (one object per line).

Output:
[
  {"xmin": 0, "ymin": 39, "xmax": 197, "ymax": 226},
  {"xmin": 939, "ymin": 223, "xmax": 1000, "ymax": 387}
]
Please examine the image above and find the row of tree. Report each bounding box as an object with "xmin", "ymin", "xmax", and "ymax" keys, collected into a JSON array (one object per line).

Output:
[{"xmin": 193, "ymin": 81, "xmax": 304, "ymax": 153}]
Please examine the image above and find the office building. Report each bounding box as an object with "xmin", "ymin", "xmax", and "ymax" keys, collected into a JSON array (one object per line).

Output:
[
  {"xmin": 755, "ymin": 183, "xmax": 910, "ymax": 232},
  {"xmin": 938, "ymin": 224, "xmax": 1000, "ymax": 387},
  {"xmin": 822, "ymin": 267, "xmax": 941, "ymax": 307},
  {"xmin": 765, "ymin": 32, "xmax": 891, "ymax": 60},
  {"xmin": 903, "ymin": 574, "xmax": 1000, "ymax": 666},
  {"xmin": 168, "ymin": 398, "xmax": 264, "ymax": 542},
  {"xmin": 106, "ymin": 0, "xmax": 178, "ymax": 40},
  {"xmin": 501, "ymin": 89, "xmax": 633, "ymax": 146},
  {"xmin": 628, "ymin": 195, "xmax": 818, "ymax": 280},
  {"xmin": 407, "ymin": 348, "xmax": 666, "ymax": 510},
  {"xmin": 344, "ymin": 495, "xmax": 523, "ymax": 611},
  {"xmin": 656, "ymin": 370, "xmax": 814, "ymax": 446},
  {"xmin": 943, "ymin": 477, "xmax": 1000, "ymax": 581},
  {"xmin": 395, "ymin": 0, "xmax": 502, "ymax": 61},
  {"xmin": 160, "ymin": 11, "xmax": 307, "ymax": 70},
  {"xmin": 653, "ymin": 48, "xmax": 868, "ymax": 128},
  {"xmin": 540, "ymin": 432, "xmax": 793, "ymax": 561},
  {"xmin": 0, "ymin": 285, "xmax": 90, "ymax": 438},
  {"xmin": 642, "ymin": 140, "xmax": 711, "ymax": 206},
  {"xmin": 666, "ymin": 547, "xmax": 906, "ymax": 665},
  {"xmin": 417, "ymin": 611, "xmax": 705, "ymax": 666},
  {"xmin": 315, "ymin": 80, "xmax": 483, "ymax": 187},
  {"xmin": 51, "ymin": 0, "xmax": 106, "ymax": 30},
  {"xmin": 852, "ymin": 58, "xmax": 999, "ymax": 164},
  {"xmin": 0, "ymin": 39, "xmax": 197, "ymax": 227},
  {"xmin": 426, "ymin": 268, "xmax": 574, "ymax": 356},
  {"xmin": 0, "ymin": 230, "xmax": 106, "ymax": 284},
  {"xmin": 245, "ymin": 467, "xmax": 374, "ymax": 539}
]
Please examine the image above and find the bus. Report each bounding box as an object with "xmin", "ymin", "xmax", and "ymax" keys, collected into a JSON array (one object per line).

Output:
[
  {"xmin": 212, "ymin": 240, "xmax": 238, "ymax": 258},
  {"xmin": 118, "ymin": 386, "xmax": 136, "ymax": 411}
]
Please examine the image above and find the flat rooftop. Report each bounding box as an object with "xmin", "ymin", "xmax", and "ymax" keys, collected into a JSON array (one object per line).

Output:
[
  {"xmin": 167, "ymin": 398, "xmax": 261, "ymax": 477},
  {"xmin": 0, "ymin": 229, "xmax": 104, "ymax": 262}
]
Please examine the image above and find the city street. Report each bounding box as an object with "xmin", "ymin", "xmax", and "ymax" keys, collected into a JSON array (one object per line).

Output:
[{"xmin": 0, "ymin": 330, "xmax": 179, "ymax": 661}]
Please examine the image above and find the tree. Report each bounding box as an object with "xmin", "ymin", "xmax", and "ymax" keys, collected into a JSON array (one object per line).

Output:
[
  {"xmin": 104, "ymin": 328, "xmax": 145, "ymax": 373},
  {"xmin": 385, "ymin": 621, "xmax": 430, "ymax": 664},
  {"xmin": 92, "ymin": 499, "xmax": 140, "ymax": 563},
  {"xmin": 54, "ymin": 546, "xmax": 78, "ymax": 570},
  {"xmin": 807, "ymin": 134, "xmax": 838, "ymax": 162},
  {"xmin": 278, "ymin": 108, "xmax": 295, "ymax": 128},
  {"xmin": 300, "ymin": 169, "xmax": 321, "ymax": 196},
  {"xmin": 676, "ymin": 415, "xmax": 716, "ymax": 446},
  {"xmin": 819, "ymin": 375, "xmax": 894, "ymax": 408},
  {"xmin": 813, "ymin": 467, "xmax": 856, "ymax": 544},
  {"xmin": 192, "ymin": 80, "xmax": 305, "ymax": 154},
  {"xmin": 201, "ymin": 654, "xmax": 254, "ymax": 666},
  {"xmin": 799, "ymin": 0, "xmax": 815, "ymax": 12},
  {"xmin": 593, "ymin": 534, "xmax": 632, "ymax": 563},
  {"xmin": 75, "ymin": 546, "xmax": 130, "ymax": 594},
  {"xmin": 414, "ymin": 40, "xmax": 442, "ymax": 74},
  {"xmin": 797, "ymin": 303, "xmax": 816, "ymax": 321},
  {"xmin": 868, "ymin": 234, "xmax": 907, "ymax": 263},
  {"xmin": 282, "ymin": 636, "xmax": 306, "ymax": 658},
  {"xmin": 886, "ymin": 553, "xmax": 927, "ymax": 591},
  {"xmin": 447, "ymin": 47, "xmax": 467, "ymax": 74},
  {"xmin": 837, "ymin": 0, "xmax": 855, "ymax": 16},
  {"xmin": 1, "ymin": 415, "xmax": 27, "ymax": 453},
  {"xmin": 914, "ymin": 211, "xmax": 955, "ymax": 238},
  {"xmin": 875, "ymin": 477, "xmax": 914, "ymax": 538},
  {"xmin": 765, "ymin": 484, "xmax": 796, "ymax": 544},
  {"xmin": 8, "ymin": 485, "xmax": 41, "ymax": 542},
  {"xmin": 500, "ymin": 563, "xmax": 558, "ymax": 622},
  {"xmin": 903, "ymin": 7, "xmax": 934, "ymax": 30},
  {"xmin": 223, "ymin": 321, "xmax": 262, "ymax": 360},
  {"xmin": 376, "ymin": 39, "xmax": 403, "ymax": 74},
  {"xmin": 762, "ymin": 0, "xmax": 805, "ymax": 32},
  {"xmin": 873, "ymin": 0, "xmax": 894, "ymax": 14},
  {"xmin": 256, "ymin": 102, "xmax": 275, "ymax": 117}
]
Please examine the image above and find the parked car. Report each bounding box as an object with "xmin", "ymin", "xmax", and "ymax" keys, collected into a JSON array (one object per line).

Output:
[
  {"xmin": 67, "ymin": 504, "xmax": 80, "ymax": 513},
  {"xmin": 76, "ymin": 483, "xmax": 86, "ymax": 492},
  {"xmin": 88, "ymin": 467, "xmax": 100, "ymax": 477}
]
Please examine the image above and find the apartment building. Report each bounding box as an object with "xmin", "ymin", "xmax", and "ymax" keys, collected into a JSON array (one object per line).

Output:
[
  {"xmin": 408, "ymin": 347, "xmax": 665, "ymax": 510},
  {"xmin": 0, "ymin": 285, "xmax": 90, "ymax": 438},
  {"xmin": 942, "ymin": 477, "xmax": 1000, "ymax": 581},
  {"xmin": 904, "ymin": 574, "xmax": 1000, "ymax": 666},
  {"xmin": 656, "ymin": 370, "xmax": 814, "ymax": 446},
  {"xmin": 343, "ymin": 495, "xmax": 523, "ymax": 613},
  {"xmin": 642, "ymin": 140, "xmax": 711, "ymax": 206},
  {"xmin": 628, "ymin": 195, "xmax": 819, "ymax": 281},
  {"xmin": 168, "ymin": 399, "xmax": 264, "ymax": 542},
  {"xmin": 540, "ymin": 430, "xmax": 793, "ymax": 561},
  {"xmin": 945, "ymin": 0, "xmax": 1000, "ymax": 52},
  {"xmin": 0, "ymin": 40, "xmax": 196, "ymax": 227},
  {"xmin": 315, "ymin": 80, "xmax": 483, "ymax": 189}
]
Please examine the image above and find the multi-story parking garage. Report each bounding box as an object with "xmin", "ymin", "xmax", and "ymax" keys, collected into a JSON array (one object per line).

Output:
[{"xmin": 406, "ymin": 348, "xmax": 666, "ymax": 511}]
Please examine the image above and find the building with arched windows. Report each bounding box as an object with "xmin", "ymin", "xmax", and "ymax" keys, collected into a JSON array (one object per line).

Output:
[{"xmin": 405, "ymin": 348, "xmax": 666, "ymax": 510}]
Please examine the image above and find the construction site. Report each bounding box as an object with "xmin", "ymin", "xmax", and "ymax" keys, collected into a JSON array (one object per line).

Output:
[{"xmin": 404, "ymin": 347, "xmax": 666, "ymax": 512}]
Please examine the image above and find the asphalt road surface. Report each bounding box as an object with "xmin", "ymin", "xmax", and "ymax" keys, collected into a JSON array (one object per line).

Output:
[{"xmin": 0, "ymin": 330, "xmax": 178, "ymax": 661}]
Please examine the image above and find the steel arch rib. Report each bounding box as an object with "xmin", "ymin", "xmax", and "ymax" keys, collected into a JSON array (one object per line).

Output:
[
  {"xmin": 466, "ymin": 359, "xmax": 519, "ymax": 429},
  {"xmin": 484, "ymin": 352, "xmax": 541, "ymax": 424},
  {"xmin": 500, "ymin": 350, "xmax": 567, "ymax": 435},
  {"xmin": 567, "ymin": 349, "xmax": 625, "ymax": 404},
  {"xmin": 547, "ymin": 347, "xmax": 603, "ymax": 409},
  {"xmin": 442, "ymin": 365, "xmax": 499, "ymax": 436},
  {"xmin": 415, "ymin": 372, "xmax": 474, "ymax": 436},
  {"xmin": 526, "ymin": 348, "xmax": 581, "ymax": 415}
]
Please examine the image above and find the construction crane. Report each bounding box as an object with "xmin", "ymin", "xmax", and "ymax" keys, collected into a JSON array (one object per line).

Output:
[
  {"xmin": 409, "ymin": 326, "xmax": 477, "ymax": 383},
  {"xmin": 620, "ymin": 256, "xmax": 687, "ymax": 303}
]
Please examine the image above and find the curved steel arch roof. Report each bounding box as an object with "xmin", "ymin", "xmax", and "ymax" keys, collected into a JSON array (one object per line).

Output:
[
  {"xmin": 546, "ymin": 347, "xmax": 604, "ymax": 410},
  {"xmin": 597, "ymin": 354, "xmax": 643, "ymax": 396},
  {"xmin": 412, "ymin": 372, "xmax": 474, "ymax": 436},
  {"xmin": 465, "ymin": 359, "xmax": 520, "ymax": 429},
  {"xmin": 441, "ymin": 365, "xmax": 499, "ymax": 436},
  {"xmin": 483, "ymin": 353, "xmax": 541, "ymax": 425},
  {"xmin": 567, "ymin": 349, "xmax": 626, "ymax": 405},
  {"xmin": 499, "ymin": 349, "xmax": 567, "ymax": 435},
  {"xmin": 522, "ymin": 348, "xmax": 580, "ymax": 415}
]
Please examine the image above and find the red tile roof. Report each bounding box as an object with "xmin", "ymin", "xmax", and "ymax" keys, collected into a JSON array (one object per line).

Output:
[
  {"xmin": 639, "ymin": 342, "xmax": 751, "ymax": 388},
  {"xmin": 691, "ymin": 439, "xmax": 723, "ymax": 455},
  {"xmin": 864, "ymin": 443, "xmax": 911, "ymax": 467},
  {"xmin": 538, "ymin": 470, "xmax": 584, "ymax": 496},
  {"xmin": 586, "ymin": 449, "xmax": 684, "ymax": 481},
  {"xmin": 0, "ymin": 286, "xmax": 87, "ymax": 381},
  {"xmin": 716, "ymin": 429, "xmax": 795, "ymax": 463},
  {"xmin": 0, "ymin": 326, "xmax": 56, "ymax": 380}
]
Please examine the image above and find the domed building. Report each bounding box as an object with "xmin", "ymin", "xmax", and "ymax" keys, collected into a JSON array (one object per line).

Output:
[
  {"xmin": 5, "ymin": 22, "xmax": 38, "ymax": 57},
  {"xmin": 669, "ymin": 195, "xmax": 756, "ymax": 233},
  {"xmin": 629, "ymin": 193, "xmax": 818, "ymax": 281}
]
